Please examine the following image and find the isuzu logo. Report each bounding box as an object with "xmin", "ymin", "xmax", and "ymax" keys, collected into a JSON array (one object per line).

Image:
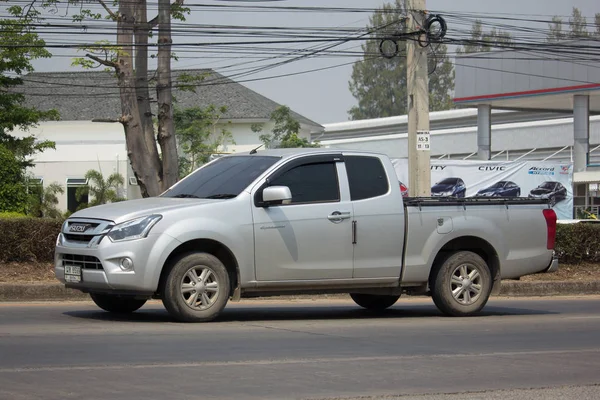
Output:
[{"xmin": 69, "ymin": 224, "xmax": 90, "ymax": 233}]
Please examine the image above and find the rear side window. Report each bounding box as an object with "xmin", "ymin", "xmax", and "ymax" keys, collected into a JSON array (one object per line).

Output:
[
  {"xmin": 270, "ymin": 162, "xmax": 340, "ymax": 204},
  {"xmin": 345, "ymin": 156, "xmax": 389, "ymax": 201}
]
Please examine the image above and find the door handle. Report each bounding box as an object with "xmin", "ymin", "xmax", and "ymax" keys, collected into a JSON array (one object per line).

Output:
[{"xmin": 327, "ymin": 211, "xmax": 351, "ymax": 223}]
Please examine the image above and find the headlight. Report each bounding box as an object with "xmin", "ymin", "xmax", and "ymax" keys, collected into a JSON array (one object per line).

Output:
[{"xmin": 106, "ymin": 215, "xmax": 162, "ymax": 242}]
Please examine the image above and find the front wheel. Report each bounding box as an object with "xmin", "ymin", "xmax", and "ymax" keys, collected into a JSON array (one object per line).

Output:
[
  {"xmin": 90, "ymin": 293, "xmax": 147, "ymax": 314},
  {"xmin": 430, "ymin": 251, "xmax": 492, "ymax": 317},
  {"xmin": 161, "ymin": 252, "xmax": 230, "ymax": 322},
  {"xmin": 350, "ymin": 293, "xmax": 400, "ymax": 310}
]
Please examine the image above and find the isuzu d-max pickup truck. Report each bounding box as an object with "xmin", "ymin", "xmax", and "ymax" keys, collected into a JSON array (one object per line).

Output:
[{"xmin": 55, "ymin": 149, "xmax": 558, "ymax": 322}]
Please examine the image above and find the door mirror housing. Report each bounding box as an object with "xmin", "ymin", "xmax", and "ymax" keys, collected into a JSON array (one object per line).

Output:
[{"xmin": 262, "ymin": 186, "xmax": 292, "ymax": 206}]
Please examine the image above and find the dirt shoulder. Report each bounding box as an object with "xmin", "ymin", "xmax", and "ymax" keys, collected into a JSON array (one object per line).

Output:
[{"xmin": 1, "ymin": 262, "xmax": 599, "ymax": 283}]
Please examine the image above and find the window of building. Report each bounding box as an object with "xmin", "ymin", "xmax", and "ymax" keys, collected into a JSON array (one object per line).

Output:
[
  {"xmin": 269, "ymin": 162, "xmax": 339, "ymax": 204},
  {"xmin": 344, "ymin": 156, "xmax": 389, "ymax": 201},
  {"xmin": 66, "ymin": 178, "xmax": 88, "ymax": 213}
]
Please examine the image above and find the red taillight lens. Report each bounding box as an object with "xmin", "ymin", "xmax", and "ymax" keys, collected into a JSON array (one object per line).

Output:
[
  {"xmin": 400, "ymin": 183, "xmax": 408, "ymax": 196},
  {"xmin": 543, "ymin": 208, "xmax": 557, "ymax": 250}
]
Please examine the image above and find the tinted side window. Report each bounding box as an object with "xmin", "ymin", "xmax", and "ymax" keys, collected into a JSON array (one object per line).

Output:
[
  {"xmin": 270, "ymin": 162, "xmax": 340, "ymax": 204},
  {"xmin": 345, "ymin": 156, "xmax": 389, "ymax": 201}
]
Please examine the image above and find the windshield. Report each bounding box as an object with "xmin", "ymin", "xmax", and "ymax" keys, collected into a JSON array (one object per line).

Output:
[
  {"xmin": 539, "ymin": 182, "xmax": 556, "ymax": 190},
  {"xmin": 161, "ymin": 156, "xmax": 279, "ymax": 199},
  {"xmin": 438, "ymin": 178, "xmax": 458, "ymax": 185}
]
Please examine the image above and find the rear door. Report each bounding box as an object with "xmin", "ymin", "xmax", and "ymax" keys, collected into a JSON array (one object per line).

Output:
[{"xmin": 344, "ymin": 155, "xmax": 405, "ymax": 279}]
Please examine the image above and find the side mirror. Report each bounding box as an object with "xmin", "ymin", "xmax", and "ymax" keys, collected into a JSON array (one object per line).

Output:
[{"xmin": 262, "ymin": 186, "xmax": 292, "ymax": 207}]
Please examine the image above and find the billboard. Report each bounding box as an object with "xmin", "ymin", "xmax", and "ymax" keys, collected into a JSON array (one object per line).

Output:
[{"xmin": 391, "ymin": 159, "xmax": 573, "ymax": 220}]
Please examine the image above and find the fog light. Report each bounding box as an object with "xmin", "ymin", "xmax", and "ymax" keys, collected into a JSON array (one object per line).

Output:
[{"xmin": 120, "ymin": 257, "xmax": 134, "ymax": 271}]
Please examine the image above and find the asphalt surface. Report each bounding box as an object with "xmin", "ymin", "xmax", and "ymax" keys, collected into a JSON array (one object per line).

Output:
[{"xmin": 1, "ymin": 296, "xmax": 600, "ymax": 400}]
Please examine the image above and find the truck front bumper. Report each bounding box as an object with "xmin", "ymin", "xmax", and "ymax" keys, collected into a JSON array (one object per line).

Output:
[{"xmin": 54, "ymin": 232, "xmax": 178, "ymax": 296}]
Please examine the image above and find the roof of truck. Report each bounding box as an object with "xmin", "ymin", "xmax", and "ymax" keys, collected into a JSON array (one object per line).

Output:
[{"xmin": 234, "ymin": 148, "xmax": 385, "ymax": 159}]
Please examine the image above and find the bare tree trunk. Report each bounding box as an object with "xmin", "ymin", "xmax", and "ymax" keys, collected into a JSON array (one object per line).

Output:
[
  {"xmin": 116, "ymin": 0, "xmax": 161, "ymax": 197},
  {"xmin": 156, "ymin": 0, "xmax": 179, "ymax": 192},
  {"xmin": 134, "ymin": 0, "xmax": 162, "ymax": 185}
]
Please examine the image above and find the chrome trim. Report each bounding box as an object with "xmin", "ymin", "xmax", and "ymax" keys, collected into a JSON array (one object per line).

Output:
[{"xmin": 61, "ymin": 218, "xmax": 114, "ymax": 248}]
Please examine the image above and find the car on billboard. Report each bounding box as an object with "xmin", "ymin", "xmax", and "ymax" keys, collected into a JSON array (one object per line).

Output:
[
  {"xmin": 399, "ymin": 181, "xmax": 408, "ymax": 197},
  {"xmin": 476, "ymin": 181, "xmax": 521, "ymax": 197},
  {"xmin": 431, "ymin": 177, "xmax": 466, "ymax": 198},
  {"xmin": 528, "ymin": 181, "xmax": 567, "ymax": 206}
]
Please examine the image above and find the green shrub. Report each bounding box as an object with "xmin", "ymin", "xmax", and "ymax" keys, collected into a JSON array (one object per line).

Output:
[
  {"xmin": 555, "ymin": 223, "xmax": 600, "ymax": 264},
  {"xmin": 0, "ymin": 217, "xmax": 63, "ymax": 263},
  {"xmin": 0, "ymin": 212, "xmax": 27, "ymax": 219}
]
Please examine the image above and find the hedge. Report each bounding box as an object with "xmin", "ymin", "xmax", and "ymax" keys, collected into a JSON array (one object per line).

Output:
[
  {"xmin": 554, "ymin": 223, "xmax": 600, "ymax": 264},
  {"xmin": 0, "ymin": 217, "xmax": 63, "ymax": 263},
  {"xmin": 0, "ymin": 217, "xmax": 599, "ymax": 265}
]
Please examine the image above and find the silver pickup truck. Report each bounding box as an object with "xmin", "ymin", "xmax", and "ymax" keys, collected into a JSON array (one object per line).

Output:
[{"xmin": 55, "ymin": 149, "xmax": 558, "ymax": 322}]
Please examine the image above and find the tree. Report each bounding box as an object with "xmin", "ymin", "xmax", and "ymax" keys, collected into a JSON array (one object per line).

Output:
[
  {"xmin": 252, "ymin": 106, "xmax": 319, "ymax": 149},
  {"xmin": 457, "ymin": 20, "xmax": 513, "ymax": 54},
  {"xmin": 31, "ymin": 0, "xmax": 191, "ymax": 197},
  {"xmin": 174, "ymin": 105, "xmax": 234, "ymax": 178},
  {"xmin": 76, "ymin": 169, "xmax": 125, "ymax": 209},
  {"xmin": 347, "ymin": 0, "xmax": 455, "ymax": 120},
  {"xmin": 0, "ymin": 145, "xmax": 28, "ymax": 213},
  {"xmin": 28, "ymin": 182, "xmax": 64, "ymax": 219},
  {"xmin": 547, "ymin": 7, "xmax": 597, "ymax": 41},
  {"xmin": 0, "ymin": 5, "xmax": 59, "ymax": 171}
]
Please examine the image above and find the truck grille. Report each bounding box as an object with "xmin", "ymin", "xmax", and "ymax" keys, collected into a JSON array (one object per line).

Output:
[
  {"xmin": 62, "ymin": 254, "xmax": 104, "ymax": 270},
  {"xmin": 61, "ymin": 218, "xmax": 114, "ymax": 247},
  {"xmin": 63, "ymin": 234, "xmax": 96, "ymax": 244}
]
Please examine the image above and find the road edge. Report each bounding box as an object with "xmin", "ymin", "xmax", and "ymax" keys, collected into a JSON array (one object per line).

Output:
[{"xmin": 0, "ymin": 281, "xmax": 599, "ymax": 302}]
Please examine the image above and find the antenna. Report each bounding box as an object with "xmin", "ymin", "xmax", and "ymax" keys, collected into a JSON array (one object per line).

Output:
[{"xmin": 249, "ymin": 144, "xmax": 264, "ymax": 154}]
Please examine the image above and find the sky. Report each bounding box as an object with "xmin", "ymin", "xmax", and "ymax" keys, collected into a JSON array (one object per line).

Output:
[{"xmin": 15, "ymin": 0, "xmax": 600, "ymax": 125}]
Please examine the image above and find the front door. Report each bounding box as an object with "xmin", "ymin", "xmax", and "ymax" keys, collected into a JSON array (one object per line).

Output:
[{"xmin": 252, "ymin": 159, "xmax": 354, "ymax": 281}]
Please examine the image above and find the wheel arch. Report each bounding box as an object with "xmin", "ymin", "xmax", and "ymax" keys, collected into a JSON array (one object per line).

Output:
[
  {"xmin": 429, "ymin": 236, "xmax": 501, "ymax": 295},
  {"xmin": 158, "ymin": 239, "xmax": 240, "ymax": 298}
]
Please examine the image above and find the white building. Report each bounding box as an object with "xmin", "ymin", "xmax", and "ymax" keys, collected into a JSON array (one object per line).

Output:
[{"xmin": 16, "ymin": 69, "xmax": 323, "ymax": 212}]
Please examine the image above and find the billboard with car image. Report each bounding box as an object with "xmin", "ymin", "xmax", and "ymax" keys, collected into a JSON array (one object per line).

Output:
[{"xmin": 391, "ymin": 159, "xmax": 573, "ymax": 220}]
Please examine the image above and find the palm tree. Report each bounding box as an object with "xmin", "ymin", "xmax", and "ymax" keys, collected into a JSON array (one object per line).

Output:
[
  {"xmin": 28, "ymin": 182, "xmax": 64, "ymax": 218},
  {"xmin": 76, "ymin": 169, "xmax": 125, "ymax": 209}
]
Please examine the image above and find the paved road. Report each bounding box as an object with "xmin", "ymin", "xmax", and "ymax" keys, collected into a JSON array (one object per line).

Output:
[{"xmin": 1, "ymin": 296, "xmax": 599, "ymax": 400}]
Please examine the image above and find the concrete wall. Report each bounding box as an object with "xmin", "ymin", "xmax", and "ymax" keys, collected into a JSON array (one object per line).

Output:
[{"xmin": 13, "ymin": 121, "xmax": 141, "ymax": 212}]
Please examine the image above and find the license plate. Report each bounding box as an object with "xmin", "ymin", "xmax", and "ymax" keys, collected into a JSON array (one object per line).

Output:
[{"xmin": 64, "ymin": 265, "xmax": 82, "ymax": 283}]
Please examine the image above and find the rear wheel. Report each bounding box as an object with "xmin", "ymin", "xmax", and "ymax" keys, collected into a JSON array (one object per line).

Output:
[
  {"xmin": 350, "ymin": 293, "xmax": 400, "ymax": 310},
  {"xmin": 90, "ymin": 293, "xmax": 146, "ymax": 314},
  {"xmin": 430, "ymin": 251, "xmax": 492, "ymax": 317},
  {"xmin": 161, "ymin": 252, "xmax": 230, "ymax": 322}
]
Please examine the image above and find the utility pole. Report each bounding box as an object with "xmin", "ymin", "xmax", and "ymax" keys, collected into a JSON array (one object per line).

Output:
[{"xmin": 406, "ymin": 0, "xmax": 431, "ymax": 197}]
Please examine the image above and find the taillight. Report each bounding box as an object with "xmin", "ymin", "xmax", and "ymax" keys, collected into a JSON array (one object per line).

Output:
[
  {"xmin": 543, "ymin": 208, "xmax": 557, "ymax": 250},
  {"xmin": 399, "ymin": 183, "xmax": 408, "ymax": 197}
]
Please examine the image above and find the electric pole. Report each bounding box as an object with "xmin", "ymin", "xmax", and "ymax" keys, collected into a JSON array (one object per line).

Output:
[{"xmin": 406, "ymin": 0, "xmax": 431, "ymax": 197}]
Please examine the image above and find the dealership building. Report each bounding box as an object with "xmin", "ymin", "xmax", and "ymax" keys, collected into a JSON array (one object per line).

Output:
[{"xmin": 317, "ymin": 39, "xmax": 600, "ymax": 218}]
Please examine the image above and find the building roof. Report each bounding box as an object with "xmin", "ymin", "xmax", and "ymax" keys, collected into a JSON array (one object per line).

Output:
[
  {"xmin": 20, "ymin": 69, "xmax": 323, "ymax": 130},
  {"xmin": 453, "ymin": 39, "xmax": 600, "ymax": 113}
]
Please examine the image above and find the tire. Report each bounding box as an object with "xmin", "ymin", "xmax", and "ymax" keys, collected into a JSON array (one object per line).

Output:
[
  {"xmin": 161, "ymin": 252, "xmax": 230, "ymax": 322},
  {"xmin": 430, "ymin": 251, "xmax": 492, "ymax": 317},
  {"xmin": 349, "ymin": 293, "xmax": 400, "ymax": 310},
  {"xmin": 549, "ymin": 196, "xmax": 557, "ymax": 207},
  {"xmin": 90, "ymin": 293, "xmax": 146, "ymax": 314}
]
